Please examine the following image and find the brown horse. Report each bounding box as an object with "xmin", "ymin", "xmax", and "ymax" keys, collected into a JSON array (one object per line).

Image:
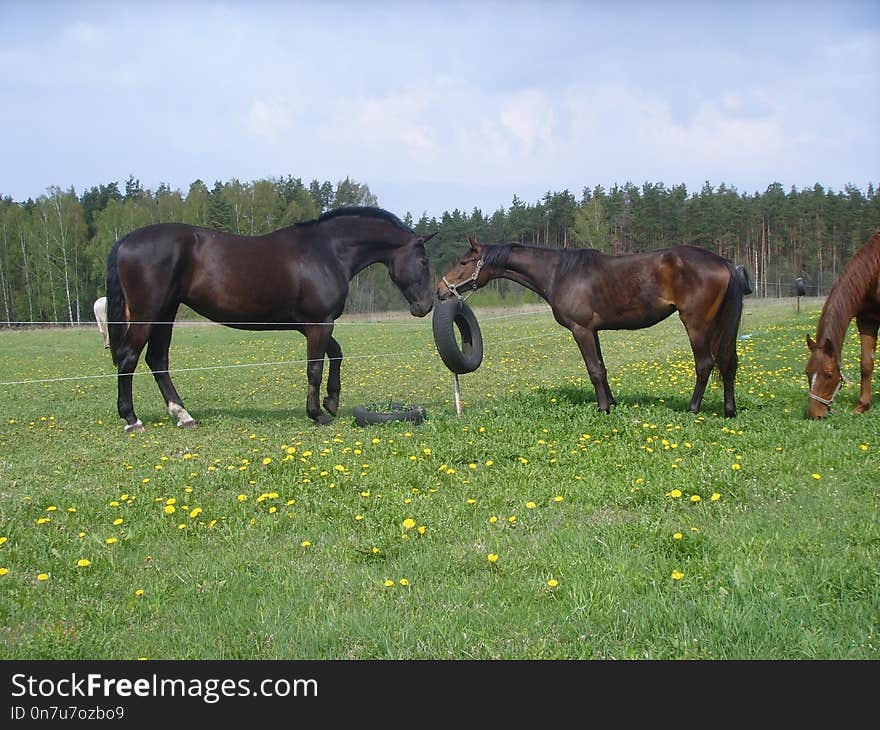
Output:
[
  {"xmin": 805, "ymin": 230, "xmax": 880, "ymax": 418},
  {"xmin": 438, "ymin": 236, "xmax": 753, "ymax": 417},
  {"xmin": 106, "ymin": 207, "xmax": 436, "ymax": 432}
]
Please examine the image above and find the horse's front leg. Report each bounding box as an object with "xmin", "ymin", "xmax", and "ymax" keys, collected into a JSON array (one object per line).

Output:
[
  {"xmin": 570, "ymin": 324, "xmax": 612, "ymax": 412},
  {"xmin": 304, "ymin": 325, "xmax": 333, "ymax": 425},
  {"xmin": 854, "ymin": 318, "xmax": 877, "ymax": 413},
  {"xmin": 593, "ymin": 332, "xmax": 615, "ymax": 406},
  {"xmin": 323, "ymin": 334, "xmax": 343, "ymax": 416}
]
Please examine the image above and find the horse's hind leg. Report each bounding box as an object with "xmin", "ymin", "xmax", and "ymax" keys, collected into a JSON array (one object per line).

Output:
[
  {"xmin": 684, "ymin": 330, "xmax": 715, "ymax": 415},
  {"xmin": 322, "ymin": 334, "xmax": 343, "ymax": 417},
  {"xmin": 854, "ymin": 317, "xmax": 878, "ymax": 413},
  {"xmin": 115, "ymin": 324, "xmax": 150, "ymax": 432},
  {"xmin": 145, "ymin": 322, "xmax": 196, "ymax": 428}
]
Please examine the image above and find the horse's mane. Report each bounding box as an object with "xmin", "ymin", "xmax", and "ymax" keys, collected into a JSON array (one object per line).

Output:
[
  {"xmin": 481, "ymin": 243, "xmax": 513, "ymax": 271},
  {"xmin": 298, "ymin": 206, "xmax": 410, "ymax": 232},
  {"xmin": 481, "ymin": 243, "xmax": 603, "ymax": 278},
  {"xmin": 559, "ymin": 247, "xmax": 603, "ymax": 277},
  {"xmin": 817, "ymin": 229, "xmax": 880, "ymax": 350}
]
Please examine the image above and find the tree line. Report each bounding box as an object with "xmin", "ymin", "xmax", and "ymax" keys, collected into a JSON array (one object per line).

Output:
[{"xmin": 1, "ymin": 175, "xmax": 878, "ymax": 324}]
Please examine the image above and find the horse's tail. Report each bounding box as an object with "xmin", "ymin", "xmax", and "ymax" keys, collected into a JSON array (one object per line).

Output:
[
  {"xmin": 105, "ymin": 235, "xmax": 129, "ymax": 366},
  {"xmin": 712, "ymin": 263, "xmax": 751, "ymax": 376},
  {"xmin": 735, "ymin": 264, "xmax": 754, "ymax": 295}
]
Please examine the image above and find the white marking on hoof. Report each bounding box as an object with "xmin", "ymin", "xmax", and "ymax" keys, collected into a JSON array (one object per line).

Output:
[
  {"xmin": 125, "ymin": 419, "xmax": 145, "ymax": 433},
  {"xmin": 168, "ymin": 402, "xmax": 196, "ymax": 428}
]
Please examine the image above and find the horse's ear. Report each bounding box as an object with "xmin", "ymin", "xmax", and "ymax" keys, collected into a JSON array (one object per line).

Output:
[
  {"xmin": 806, "ymin": 334, "xmax": 816, "ymax": 351},
  {"xmin": 419, "ymin": 231, "xmax": 437, "ymax": 245},
  {"xmin": 821, "ymin": 337, "xmax": 835, "ymax": 356},
  {"xmin": 467, "ymin": 235, "xmax": 480, "ymax": 250}
]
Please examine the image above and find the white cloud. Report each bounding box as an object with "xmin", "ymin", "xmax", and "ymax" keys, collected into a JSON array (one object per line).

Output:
[{"xmin": 245, "ymin": 99, "xmax": 291, "ymax": 143}]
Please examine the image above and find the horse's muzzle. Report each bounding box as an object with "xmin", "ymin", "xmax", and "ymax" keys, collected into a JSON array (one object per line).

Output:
[{"xmin": 410, "ymin": 300, "xmax": 433, "ymax": 317}]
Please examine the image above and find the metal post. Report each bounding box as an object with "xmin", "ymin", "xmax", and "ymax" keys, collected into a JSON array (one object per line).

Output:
[{"xmin": 453, "ymin": 373, "xmax": 462, "ymax": 416}]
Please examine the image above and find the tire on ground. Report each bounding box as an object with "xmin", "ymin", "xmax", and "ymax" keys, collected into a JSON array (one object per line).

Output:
[
  {"xmin": 353, "ymin": 403, "xmax": 426, "ymax": 427},
  {"xmin": 432, "ymin": 298, "xmax": 483, "ymax": 374}
]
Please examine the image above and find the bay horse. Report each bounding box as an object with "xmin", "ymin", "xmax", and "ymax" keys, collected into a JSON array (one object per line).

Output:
[
  {"xmin": 805, "ymin": 229, "xmax": 880, "ymax": 418},
  {"xmin": 438, "ymin": 236, "xmax": 753, "ymax": 417},
  {"xmin": 106, "ymin": 207, "xmax": 436, "ymax": 432}
]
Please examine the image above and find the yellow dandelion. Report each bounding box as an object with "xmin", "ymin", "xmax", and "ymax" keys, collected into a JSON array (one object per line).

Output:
[
  {"xmin": 671, "ymin": 570, "xmax": 684, "ymax": 581},
  {"xmin": 0, "ymin": 568, "xmax": 8, "ymax": 576},
  {"xmin": 553, "ymin": 495, "xmax": 564, "ymax": 502},
  {"xmin": 165, "ymin": 497, "xmax": 176, "ymax": 505},
  {"xmin": 76, "ymin": 559, "xmax": 91, "ymax": 568},
  {"xmin": 485, "ymin": 460, "xmax": 494, "ymax": 466},
  {"xmin": 673, "ymin": 532, "xmax": 683, "ymax": 540},
  {"xmin": 399, "ymin": 578, "xmax": 409, "ymax": 586},
  {"xmin": 417, "ymin": 525, "xmax": 426, "ymax": 535},
  {"xmin": 547, "ymin": 578, "xmax": 559, "ymax": 588},
  {"xmin": 371, "ymin": 547, "xmax": 380, "ymax": 554},
  {"xmin": 67, "ymin": 507, "xmax": 76, "ymax": 513},
  {"xmin": 488, "ymin": 515, "xmax": 498, "ymax": 524},
  {"xmin": 189, "ymin": 507, "xmax": 202, "ymax": 518},
  {"xmin": 164, "ymin": 505, "xmax": 176, "ymax": 514},
  {"xmin": 487, "ymin": 553, "xmax": 498, "ymax": 563},
  {"xmin": 36, "ymin": 517, "xmax": 50, "ymax": 525},
  {"xmin": 711, "ymin": 493, "xmax": 721, "ymax": 501},
  {"xmin": 262, "ymin": 457, "xmax": 272, "ymax": 465},
  {"xmin": 731, "ymin": 463, "xmax": 741, "ymax": 471},
  {"xmin": 354, "ymin": 514, "xmax": 364, "ymax": 521},
  {"xmin": 508, "ymin": 515, "xmax": 517, "ymax": 524},
  {"xmin": 383, "ymin": 579, "xmax": 394, "ymax": 587},
  {"xmin": 402, "ymin": 518, "xmax": 416, "ymax": 530},
  {"xmin": 46, "ymin": 505, "xmax": 57, "ymax": 512},
  {"xmin": 300, "ymin": 540, "xmax": 311, "ymax": 548},
  {"xmin": 0, "ymin": 537, "xmax": 7, "ymax": 546},
  {"xmin": 177, "ymin": 523, "xmax": 186, "ymax": 529},
  {"xmin": 105, "ymin": 537, "xmax": 118, "ymax": 545},
  {"xmin": 135, "ymin": 589, "xmax": 144, "ymax": 597},
  {"xmin": 526, "ymin": 501, "xmax": 536, "ymax": 509},
  {"xmin": 237, "ymin": 494, "xmax": 248, "ymax": 502},
  {"xmin": 667, "ymin": 489, "xmax": 682, "ymax": 498},
  {"xmin": 690, "ymin": 495, "xmax": 701, "ymax": 503},
  {"xmin": 812, "ymin": 473, "xmax": 821, "ymax": 480},
  {"xmin": 37, "ymin": 573, "xmax": 49, "ymax": 581},
  {"xmin": 113, "ymin": 518, "xmax": 123, "ymax": 526}
]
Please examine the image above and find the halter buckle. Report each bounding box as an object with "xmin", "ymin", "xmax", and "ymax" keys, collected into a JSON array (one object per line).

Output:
[{"xmin": 442, "ymin": 259, "xmax": 484, "ymax": 301}]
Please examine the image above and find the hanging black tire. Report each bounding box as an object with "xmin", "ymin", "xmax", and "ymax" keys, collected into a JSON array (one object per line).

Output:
[{"xmin": 432, "ymin": 298, "xmax": 483, "ymax": 374}]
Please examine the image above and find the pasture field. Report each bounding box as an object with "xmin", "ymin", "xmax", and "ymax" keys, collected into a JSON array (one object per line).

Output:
[{"xmin": 0, "ymin": 297, "xmax": 877, "ymax": 659}]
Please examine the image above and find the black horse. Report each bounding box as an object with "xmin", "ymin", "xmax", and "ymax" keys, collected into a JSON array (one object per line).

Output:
[
  {"xmin": 106, "ymin": 207, "xmax": 436, "ymax": 432},
  {"xmin": 439, "ymin": 236, "xmax": 752, "ymax": 417}
]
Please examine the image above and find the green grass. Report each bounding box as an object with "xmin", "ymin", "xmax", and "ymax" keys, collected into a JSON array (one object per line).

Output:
[{"xmin": 0, "ymin": 296, "xmax": 877, "ymax": 659}]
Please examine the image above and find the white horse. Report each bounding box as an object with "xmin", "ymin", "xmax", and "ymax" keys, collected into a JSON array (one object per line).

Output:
[{"xmin": 93, "ymin": 296, "xmax": 109, "ymax": 348}]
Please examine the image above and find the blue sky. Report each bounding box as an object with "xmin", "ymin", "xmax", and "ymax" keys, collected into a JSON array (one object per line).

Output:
[{"xmin": 1, "ymin": 0, "xmax": 878, "ymax": 219}]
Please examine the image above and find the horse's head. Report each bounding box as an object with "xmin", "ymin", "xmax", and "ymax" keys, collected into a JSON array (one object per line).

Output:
[
  {"xmin": 437, "ymin": 236, "xmax": 489, "ymax": 301},
  {"xmin": 388, "ymin": 232, "xmax": 436, "ymax": 317},
  {"xmin": 805, "ymin": 334, "xmax": 844, "ymax": 418}
]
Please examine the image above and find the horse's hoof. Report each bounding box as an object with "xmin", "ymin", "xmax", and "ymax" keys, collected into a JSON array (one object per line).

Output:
[
  {"xmin": 124, "ymin": 420, "xmax": 145, "ymax": 433},
  {"xmin": 323, "ymin": 397, "xmax": 339, "ymax": 416},
  {"xmin": 313, "ymin": 414, "xmax": 333, "ymax": 426}
]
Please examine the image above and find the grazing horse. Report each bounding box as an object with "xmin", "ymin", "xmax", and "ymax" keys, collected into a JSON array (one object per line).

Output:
[
  {"xmin": 93, "ymin": 296, "xmax": 109, "ymax": 348},
  {"xmin": 438, "ymin": 236, "xmax": 753, "ymax": 417},
  {"xmin": 105, "ymin": 207, "xmax": 436, "ymax": 432},
  {"xmin": 805, "ymin": 230, "xmax": 880, "ymax": 418}
]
